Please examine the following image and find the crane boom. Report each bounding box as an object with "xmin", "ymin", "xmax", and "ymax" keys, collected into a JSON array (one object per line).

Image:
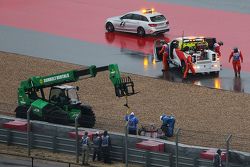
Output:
[{"xmin": 20, "ymin": 65, "xmax": 109, "ymax": 91}]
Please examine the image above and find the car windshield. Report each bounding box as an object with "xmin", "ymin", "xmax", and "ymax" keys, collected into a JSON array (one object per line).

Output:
[
  {"xmin": 150, "ymin": 15, "xmax": 166, "ymax": 22},
  {"xmin": 68, "ymin": 89, "xmax": 79, "ymax": 102}
]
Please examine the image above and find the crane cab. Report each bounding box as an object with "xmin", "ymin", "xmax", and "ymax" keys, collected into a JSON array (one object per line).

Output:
[{"xmin": 49, "ymin": 85, "xmax": 81, "ymax": 106}]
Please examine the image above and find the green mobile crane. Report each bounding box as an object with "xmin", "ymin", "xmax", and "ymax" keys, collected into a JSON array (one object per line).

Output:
[{"xmin": 15, "ymin": 64, "xmax": 134, "ymax": 128}]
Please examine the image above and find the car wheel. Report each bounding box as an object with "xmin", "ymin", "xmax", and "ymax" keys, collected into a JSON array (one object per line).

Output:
[
  {"xmin": 137, "ymin": 27, "xmax": 145, "ymax": 37},
  {"xmin": 106, "ymin": 22, "xmax": 114, "ymax": 32}
]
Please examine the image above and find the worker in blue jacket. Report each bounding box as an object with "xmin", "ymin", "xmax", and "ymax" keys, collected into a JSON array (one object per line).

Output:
[
  {"xmin": 125, "ymin": 112, "xmax": 139, "ymax": 135},
  {"xmin": 160, "ymin": 114, "xmax": 175, "ymax": 137}
]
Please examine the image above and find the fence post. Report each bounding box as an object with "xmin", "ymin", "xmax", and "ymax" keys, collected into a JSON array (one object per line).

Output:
[
  {"xmin": 52, "ymin": 135, "xmax": 57, "ymax": 153},
  {"xmin": 169, "ymin": 153, "xmax": 174, "ymax": 167},
  {"xmin": 122, "ymin": 137, "xmax": 125, "ymax": 163},
  {"xmin": 75, "ymin": 113, "xmax": 81, "ymax": 163},
  {"xmin": 226, "ymin": 134, "xmax": 232, "ymax": 167},
  {"xmin": 124, "ymin": 122, "xmax": 128, "ymax": 167},
  {"xmin": 145, "ymin": 151, "xmax": 151, "ymax": 167},
  {"xmin": 193, "ymin": 157, "xmax": 199, "ymax": 167},
  {"xmin": 27, "ymin": 106, "xmax": 32, "ymax": 157},
  {"xmin": 31, "ymin": 157, "xmax": 34, "ymax": 167},
  {"xmin": 175, "ymin": 128, "xmax": 180, "ymax": 167},
  {"xmin": 6, "ymin": 129, "xmax": 11, "ymax": 146}
]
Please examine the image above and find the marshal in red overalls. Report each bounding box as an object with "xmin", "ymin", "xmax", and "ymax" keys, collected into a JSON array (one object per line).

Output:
[
  {"xmin": 183, "ymin": 55, "xmax": 195, "ymax": 79},
  {"xmin": 229, "ymin": 48, "xmax": 243, "ymax": 77},
  {"xmin": 174, "ymin": 48, "xmax": 195, "ymax": 79},
  {"xmin": 213, "ymin": 41, "xmax": 223, "ymax": 58},
  {"xmin": 159, "ymin": 44, "xmax": 169, "ymax": 71}
]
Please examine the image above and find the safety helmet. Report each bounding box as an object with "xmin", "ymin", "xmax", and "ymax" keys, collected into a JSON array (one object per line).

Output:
[
  {"xmin": 160, "ymin": 115, "xmax": 163, "ymax": 121},
  {"xmin": 217, "ymin": 149, "xmax": 222, "ymax": 154},
  {"xmin": 104, "ymin": 130, "xmax": 108, "ymax": 136},
  {"xmin": 233, "ymin": 47, "xmax": 238, "ymax": 53},
  {"xmin": 218, "ymin": 41, "xmax": 223, "ymax": 46},
  {"xmin": 130, "ymin": 112, "xmax": 134, "ymax": 115}
]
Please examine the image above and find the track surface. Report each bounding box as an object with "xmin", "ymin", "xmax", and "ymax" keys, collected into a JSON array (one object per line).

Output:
[
  {"xmin": 0, "ymin": 0, "xmax": 250, "ymax": 69},
  {"xmin": 0, "ymin": 0, "xmax": 250, "ymax": 93}
]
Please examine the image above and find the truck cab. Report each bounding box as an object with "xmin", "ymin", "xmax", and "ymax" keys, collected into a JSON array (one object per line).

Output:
[{"xmin": 49, "ymin": 85, "xmax": 81, "ymax": 106}]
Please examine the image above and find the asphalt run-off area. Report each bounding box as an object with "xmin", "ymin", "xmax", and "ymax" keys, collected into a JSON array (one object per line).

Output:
[{"xmin": 1, "ymin": 0, "xmax": 250, "ymax": 92}]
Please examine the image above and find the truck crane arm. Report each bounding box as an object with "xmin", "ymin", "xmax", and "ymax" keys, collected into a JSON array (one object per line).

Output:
[
  {"xmin": 18, "ymin": 64, "xmax": 134, "ymax": 106},
  {"xmin": 20, "ymin": 65, "xmax": 109, "ymax": 91}
]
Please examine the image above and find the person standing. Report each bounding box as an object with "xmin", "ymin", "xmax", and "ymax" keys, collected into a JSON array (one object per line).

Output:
[
  {"xmin": 159, "ymin": 42, "xmax": 169, "ymax": 71},
  {"xmin": 92, "ymin": 131, "xmax": 102, "ymax": 161},
  {"xmin": 213, "ymin": 149, "xmax": 224, "ymax": 167},
  {"xmin": 125, "ymin": 112, "xmax": 139, "ymax": 135},
  {"xmin": 174, "ymin": 48, "xmax": 188, "ymax": 79},
  {"xmin": 229, "ymin": 47, "xmax": 243, "ymax": 77},
  {"xmin": 81, "ymin": 132, "xmax": 90, "ymax": 166},
  {"xmin": 101, "ymin": 130, "xmax": 111, "ymax": 164},
  {"xmin": 214, "ymin": 41, "xmax": 223, "ymax": 58},
  {"xmin": 183, "ymin": 55, "xmax": 195, "ymax": 79}
]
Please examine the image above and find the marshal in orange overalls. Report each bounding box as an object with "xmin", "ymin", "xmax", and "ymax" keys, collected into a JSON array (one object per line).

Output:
[
  {"xmin": 183, "ymin": 55, "xmax": 195, "ymax": 79},
  {"xmin": 159, "ymin": 44, "xmax": 169, "ymax": 71},
  {"xmin": 229, "ymin": 48, "xmax": 243, "ymax": 77}
]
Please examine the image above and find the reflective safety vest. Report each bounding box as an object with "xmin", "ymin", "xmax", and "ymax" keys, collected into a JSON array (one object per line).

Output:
[
  {"xmin": 82, "ymin": 136, "xmax": 89, "ymax": 146},
  {"xmin": 93, "ymin": 136, "xmax": 100, "ymax": 148},
  {"xmin": 128, "ymin": 117, "xmax": 136, "ymax": 129},
  {"xmin": 101, "ymin": 135, "xmax": 109, "ymax": 147},
  {"xmin": 233, "ymin": 52, "xmax": 240, "ymax": 61}
]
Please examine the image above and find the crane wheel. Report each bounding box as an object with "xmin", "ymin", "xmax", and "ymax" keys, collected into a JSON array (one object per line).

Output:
[
  {"xmin": 43, "ymin": 104, "xmax": 69, "ymax": 125},
  {"xmin": 78, "ymin": 105, "xmax": 96, "ymax": 128},
  {"xmin": 15, "ymin": 106, "xmax": 28, "ymax": 119},
  {"xmin": 47, "ymin": 109, "xmax": 69, "ymax": 125}
]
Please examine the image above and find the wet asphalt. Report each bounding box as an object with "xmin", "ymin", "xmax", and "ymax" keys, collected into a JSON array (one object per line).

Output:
[
  {"xmin": 1, "ymin": 0, "xmax": 250, "ymax": 94},
  {"xmin": 1, "ymin": 26, "xmax": 250, "ymax": 93}
]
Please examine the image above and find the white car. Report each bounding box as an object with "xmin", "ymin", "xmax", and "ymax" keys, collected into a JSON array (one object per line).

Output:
[
  {"xmin": 105, "ymin": 9, "xmax": 170, "ymax": 36},
  {"xmin": 154, "ymin": 36, "xmax": 221, "ymax": 74}
]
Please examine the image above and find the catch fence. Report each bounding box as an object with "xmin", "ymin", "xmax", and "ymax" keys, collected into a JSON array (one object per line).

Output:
[{"xmin": 0, "ymin": 128, "xmax": 246, "ymax": 167}]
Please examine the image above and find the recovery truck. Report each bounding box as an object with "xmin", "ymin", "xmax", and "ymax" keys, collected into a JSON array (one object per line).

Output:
[
  {"xmin": 154, "ymin": 36, "xmax": 221, "ymax": 75},
  {"xmin": 15, "ymin": 64, "xmax": 134, "ymax": 128}
]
